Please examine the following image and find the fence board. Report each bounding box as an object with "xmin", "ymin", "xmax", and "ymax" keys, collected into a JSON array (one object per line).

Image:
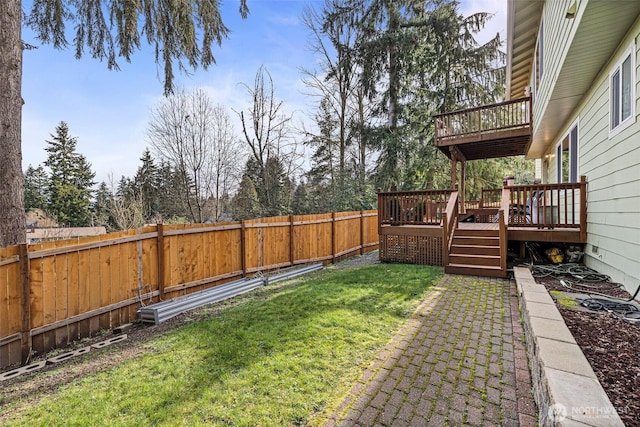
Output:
[
  {"xmin": 0, "ymin": 246, "xmax": 21, "ymax": 367},
  {"xmin": 99, "ymin": 242, "xmax": 112, "ymax": 331},
  {"xmin": 41, "ymin": 247, "xmax": 56, "ymax": 352},
  {"xmin": 66, "ymin": 250, "xmax": 80, "ymax": 343},
  {"xmin": 88, "ymin": 241, "xmax": 101, "ymax": 337},
  {"xmin": 54, "ymin": 249, "xmax": 69, "ymax": 347},
  {"xmin": 1, "ymin": 210, "xmax": 379, "ymax": 370}
]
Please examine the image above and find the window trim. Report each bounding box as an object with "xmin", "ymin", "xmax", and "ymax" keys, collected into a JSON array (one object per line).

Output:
[
  {"xmin": 556, "ymin": 120, "xmax": 579, "ymax": 183},
  {"xmin": 609, "ymin": 42, "xmax": 636, "ymax": 137},
  {"xmin": 556, "ymin": 142, "xmax": 562, "ymax": 183}
]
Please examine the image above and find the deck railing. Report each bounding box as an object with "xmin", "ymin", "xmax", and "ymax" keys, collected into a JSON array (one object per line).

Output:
[
  {"xmin": 463, "ymin": 200, "xmax": 480, "ymax": 211},
  {"xmin": 434, "ymin": 97, "xmax": 532, "ymax": 143},
  {"xmin": 378, "ymin": 189, "xmax": 453, "ymax": 227},
  {"xmin": 442, "ymin": 191, "xmax": 459, "ymax": 267},
  {"xmin": 499, "ymin": 188, "xmax": 510, "ymax": 272},
  {"xmin": 504, "ymin": 177, "xmax": 587, "ymax": 238},
  {"xmin": 480, "ymin": 189, "xmax": 502, "ymax": 208}
]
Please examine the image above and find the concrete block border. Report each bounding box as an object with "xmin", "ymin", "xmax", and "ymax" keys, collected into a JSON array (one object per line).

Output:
[{"xmin": 513, "ymin": 267, "xmax": 624, "ymax": 426}]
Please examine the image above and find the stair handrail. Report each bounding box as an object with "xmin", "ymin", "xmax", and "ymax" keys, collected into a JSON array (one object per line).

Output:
[
  {"xmin": 498, "ymin": 187, "xmax": 510, "ymax": 273},
  {"xmin": 442, "ymin": 191, "xmax": 459, "ymax": 266}
]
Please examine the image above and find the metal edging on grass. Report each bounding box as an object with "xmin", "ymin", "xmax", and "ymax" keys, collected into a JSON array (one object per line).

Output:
[{"xmin": 138, "ymin": 263, "xmax": 324, "ymax": 325}]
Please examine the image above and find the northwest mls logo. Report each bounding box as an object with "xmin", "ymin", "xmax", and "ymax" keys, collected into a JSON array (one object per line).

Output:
[{"xmin": 548, "ymin": 403, "xmax": 568, "ymax": 422}]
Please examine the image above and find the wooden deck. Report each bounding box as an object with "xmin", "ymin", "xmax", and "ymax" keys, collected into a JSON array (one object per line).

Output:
[
  {"xmin": 378, "ymin": 181, "xmax": 587, "ymax": 276},
  {"xmin": 380, "ymin": 222, "xmax": 584, "ymax": 243},
  {"xmin": 434, "ymin": 97, "xmax": 532, "ymax": 160}
]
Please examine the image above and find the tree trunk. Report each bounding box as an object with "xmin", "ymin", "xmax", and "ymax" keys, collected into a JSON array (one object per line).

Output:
[{"xmin": 0, "ymin": 0, "xmax": 25, "ymax": 247}]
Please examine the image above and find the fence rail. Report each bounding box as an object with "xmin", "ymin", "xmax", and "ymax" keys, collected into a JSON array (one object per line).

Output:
[{"xmin": 0, "ymin": 210, "xmax": 379, "ymax": 371}]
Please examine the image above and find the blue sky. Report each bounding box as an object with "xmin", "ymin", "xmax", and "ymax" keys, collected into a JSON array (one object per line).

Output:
[{"xmin": 21, "ymin": 0, "xmax": 505, "ymax": 184}]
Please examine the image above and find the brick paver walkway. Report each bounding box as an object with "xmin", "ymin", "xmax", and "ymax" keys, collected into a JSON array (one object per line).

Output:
[{"xmin": 326, "ymin": 274, "xmax": 537, "ymax": 426}]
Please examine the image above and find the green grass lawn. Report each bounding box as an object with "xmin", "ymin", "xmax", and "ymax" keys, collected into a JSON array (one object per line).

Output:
[{"xmin": 3, "ymin": 262, "xmax": 442, "ymax": 426}]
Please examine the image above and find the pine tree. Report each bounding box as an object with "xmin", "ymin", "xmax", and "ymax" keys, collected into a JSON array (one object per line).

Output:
[
  {"xmin": 291, "ymin": 181, "xmax": 312, "ymax": 215},
  {"xmin": 24, "ymin": 165, "xmax": 49, "ymax": 212},
  {"xmin": 156, "ymin": 161, "xmax": 190, "ymax": 221},
  {"xmin": 0, "ymin": 0, "xmax": 248, "ymax": 246},
  {"xmin": 44, "ymin": 122, "xmax": 96, "ymax": 227},
  {"xmin": 134, "ymin": 149, "xmax": 161, "ymax": 221},
  {"xmin": 231, "ymin": 175, "xmax": 261, "ymax": 220},
  {"xmin": 93, "ymin": 182, "xmax": 115, "ymax": 229}
]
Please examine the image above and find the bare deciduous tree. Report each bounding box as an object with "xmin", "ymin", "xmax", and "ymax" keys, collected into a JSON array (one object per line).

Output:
[
  {"xmin": 105, "ymin": 175, "xmax": 146, "ymax": 231},
  {"xmin": 301, "ymin": 2, "xmax": 376, "ymax": 210},
  {"xmin": 147, "ymin": 88, "xmax": 242, "ymax": 222},
  {"xmin": 0, "ymin": 0, "xmax": 247, "ymax": 247},
  {"xmin": 235, "ymin": 66, "xmax": 302, "ymax": 216},
  {"xmin": 206, "ymin": 105, "xmax": 242, "ymax": 221}
]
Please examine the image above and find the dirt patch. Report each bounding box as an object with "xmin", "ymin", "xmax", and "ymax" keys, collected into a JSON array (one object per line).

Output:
[
  {"xmin": 0, "ymin": 313, "xmax": 206, "ymax": 421},
  {"xmin": 531, "ymin": 264, "xmax": 640, "ymax": 425}
]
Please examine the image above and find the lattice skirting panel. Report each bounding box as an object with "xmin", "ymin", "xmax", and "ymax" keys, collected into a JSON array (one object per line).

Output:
[{"xmin": 380, "ymin": 234, "xmax": 443, "ymax": 266}]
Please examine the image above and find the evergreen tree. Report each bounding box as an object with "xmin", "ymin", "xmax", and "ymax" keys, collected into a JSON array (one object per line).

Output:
[
  {"xmin": 243, "ymin": 157, "xmax": 293, "ymax": 217},
  {"xmin": 231, "ymin": 175, "xmax": 261, "ymax": 220},
  {"xmin": 303, "ymin": 2, "xmax": 375, "ymax": 210},
  {"xmin": 24, "ymin": 165, "xmax": 49, "ymax": 211},
  {"xmin": 291, "ymin": 181, "xmax": 312, "ymax": 215},
  {"xmin": 93, "ymin": 181, "xmax": 115, "ymax": 229},
  {"xmin": 156, "ymin": 161, "xmax": 190, "ymax": 221},
  {"xmin": 44, "ymin": 121, "xmax": 96, "ymax": 226},
  {"xmin": 324, "ymin": 0, "xmax": 505, "ymax": 191},
  {"xmin": 0, "ymin": 0, "xmax": 248, "ymax": 246},
  {"xmin": 134, "ymin": 149, "xmax": 161, "ymax": 221}
]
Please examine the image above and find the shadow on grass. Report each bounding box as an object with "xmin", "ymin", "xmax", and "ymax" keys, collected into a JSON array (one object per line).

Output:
[{"xmin": 6, "ymin": 263, "xmax": 443, "ymax": 427}]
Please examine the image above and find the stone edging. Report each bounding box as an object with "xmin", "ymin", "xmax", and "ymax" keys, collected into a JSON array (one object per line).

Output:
[{"xmin": 513, "ymin": 267, "xmax": 624, "ymax": 426}]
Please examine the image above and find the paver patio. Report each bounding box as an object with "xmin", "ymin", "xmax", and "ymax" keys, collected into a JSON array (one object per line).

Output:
[{"xmin": 325, "ymin": 274, "xmax": 537, "ymax": 426}]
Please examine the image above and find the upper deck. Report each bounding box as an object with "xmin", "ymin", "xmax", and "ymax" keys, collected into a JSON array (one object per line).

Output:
[{"xmin": 434, "ymin": 97, "xmax": 532, "ymax": 160}]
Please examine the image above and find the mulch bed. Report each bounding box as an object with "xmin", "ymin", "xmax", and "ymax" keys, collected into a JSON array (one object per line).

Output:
[{"xmin": 533, "ymin": 267, "xmax": 640, "ymax": 425}]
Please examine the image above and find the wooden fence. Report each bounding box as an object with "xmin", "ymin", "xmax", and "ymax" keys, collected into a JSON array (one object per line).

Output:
[{"xmin": 0, "ymin": 210, "xmax": 379, "ymax": 371}]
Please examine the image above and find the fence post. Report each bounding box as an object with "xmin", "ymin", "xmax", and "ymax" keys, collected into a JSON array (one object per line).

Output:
[
  {"xmin": 331, "ymin": 212, "xmax": 336, "ymax": 263},
  {"xmin": 289, "ymin": 215, "xmax": 295, "ymax": 266},
  {"xmin": 19, "ymin": 244, "xmax": 31, "ymax": 364},
  {"xmin": 136, "ymin": 229, "xmax": 144, "ymax": 304},
  {"xmin": 360, "ymin": 210, "xmax": 365, "ymax": 255},
  {"xmin": 377, "ymin": 189, "xmax": 382, "ymax": 235},
  {"xmin": 156, "ymin": 224, "xmax": 165, "ymax": 300},
  {"xmin": 240, "ymin": 220, "xmax": 247, "ymax": 277}
]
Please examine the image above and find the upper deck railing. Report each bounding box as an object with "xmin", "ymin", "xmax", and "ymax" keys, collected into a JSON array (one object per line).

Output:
[{"xmin": 434, "ymin": 97, "xmax": 532, "ymax": 144}]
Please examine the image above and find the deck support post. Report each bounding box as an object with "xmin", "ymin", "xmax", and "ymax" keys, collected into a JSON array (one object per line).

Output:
[
  {"xmin": 451, "ymin": 157, "xmax": 457, "ymax": 188},
  {"xmin": 449, "ymin": 146, "xmax": 467, "ymax": 214},
  {"xmin": 460, "ymin": 160, "xmax": 466, "ymax": 214}
]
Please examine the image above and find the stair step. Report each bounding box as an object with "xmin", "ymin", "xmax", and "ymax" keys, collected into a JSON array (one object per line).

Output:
[
  {"xmin": 451, "ymin": 244, "xmax": 501, "ymax": 256},
  {"xmin": 452, "ymin": 236, "xmax": 500, "ymax": 247},
  {"xmin": 453, "ymin": 228, "xmax": 499, "ymax": 237},
  {"xmin": 448, "ymin": 254, "xmax": 501, "ymax": 266},
  {"xmin": 445, "ymin": 264, "xmax": 507, "ymax": 278}
]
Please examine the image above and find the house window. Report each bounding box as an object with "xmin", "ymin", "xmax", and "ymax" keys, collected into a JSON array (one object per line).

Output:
[
  {"xmin": 610, "ymin": 46, "xmax": 635, "ymax": 132},
  {"xmin": 557, "ymin": 123, "xmax": 579, "ymax": 183}
]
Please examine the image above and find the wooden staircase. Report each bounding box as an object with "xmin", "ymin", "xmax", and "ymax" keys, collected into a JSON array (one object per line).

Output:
[{"xmin": 445, "ymin": 227, "xmax": 507, "ymax": 278}]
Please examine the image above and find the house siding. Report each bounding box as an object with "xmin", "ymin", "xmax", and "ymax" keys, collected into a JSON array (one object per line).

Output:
[
  {"xmin": 531, "ymin": 0, "xmax": 579, "ymax": 134},
  {"xmin": 542, "ymin": 22, "xmax": 640, "ymax": 292}
]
